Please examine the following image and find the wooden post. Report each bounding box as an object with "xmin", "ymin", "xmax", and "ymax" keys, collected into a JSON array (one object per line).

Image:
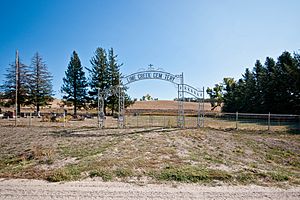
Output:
[
  {"xmin": 15, "ymin": 50, "xmax": 19, "ymax": 127},
  {"xmin": 268, "ymin": 112, "xmax": 271, "ymax": 131},
  {"xmin": 236, "ymin": 112, "xmax": 238, "ymax": 130},
  {"xmin": 63, "ymin": 112, "xmax": 66, "ymax": 127},
  {"xmin": 28, "ymin": 112, "xmax": 31, "ymax": 127}
]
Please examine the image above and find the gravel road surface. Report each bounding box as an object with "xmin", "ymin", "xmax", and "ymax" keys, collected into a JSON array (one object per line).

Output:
[{"xmin": 0, "ymin": 179, "xmax": 299, "ymax": 200}]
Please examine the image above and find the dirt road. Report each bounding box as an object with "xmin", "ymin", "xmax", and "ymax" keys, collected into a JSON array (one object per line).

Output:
[{"xmin": 0, "ymin": 179, "xmax": 299, "ymax": 200}]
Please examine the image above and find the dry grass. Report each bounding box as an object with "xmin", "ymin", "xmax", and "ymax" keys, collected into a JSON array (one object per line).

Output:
[
  {"xmin": 1, "ymin": 100, "xmax": 296, "ymax": 132},
  {"xmin": 127, "ymin": 100, "xmax": 218, "ymax": 111},
  {"xmin": 0, "ymin": 126, "xmax": 299, "ymax": 187}
]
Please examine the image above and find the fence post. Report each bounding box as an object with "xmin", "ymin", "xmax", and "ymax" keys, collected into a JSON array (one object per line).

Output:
[
  {"xmin": 29, "ymin": 112, "xmax": 32, "ymax": 127},
  {"xmin": 63, "ymin": 112, "xmax": 66, "ymax": 127},
  {"xmin": 163, "ymin": 115, "xmax": 166, "ymax": 128},
  {"xmin": 136, "ymin": 114, "xmax": 139, "ymax": 128},
  {"xmin": 236, "ymin": 111, "xmax": 238, "ymax": 130},
  {"xmin": 268, "ymin": 112, "xmax": 271, "ymax": 131}
]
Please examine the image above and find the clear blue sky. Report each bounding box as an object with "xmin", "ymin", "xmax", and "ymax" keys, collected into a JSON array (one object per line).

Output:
[{"xmin": 0, "ymin": 0, "xmax": 299, "ymax": 100}]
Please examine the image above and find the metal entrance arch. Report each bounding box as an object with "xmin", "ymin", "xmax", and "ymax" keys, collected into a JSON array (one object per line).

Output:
[{"xmin": 97, "ymin": 65, "xmax": 205, "ymax": 128}]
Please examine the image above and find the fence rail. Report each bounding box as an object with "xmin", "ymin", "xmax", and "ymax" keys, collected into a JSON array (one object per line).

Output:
[{"xmin": 0, "ymin": 111, "xmax": 299, "ymax": 131}]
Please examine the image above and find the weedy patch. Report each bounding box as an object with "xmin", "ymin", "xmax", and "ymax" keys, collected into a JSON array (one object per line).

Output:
[
  {"xmin": 115, "ymin": 167, "xmax": 133, "ymax": 178},
  {"xmin": 268, "ymin": 171, "xmax": 289, "ymax": 182},
  {"xmin": 265, "ymin": 147, "xmax": 299, "ymax": 167},
  {"xmin": 234, "ymin": 171, "xmax": 258, "ymax": 184},
  {"xmin": 89, "ymin": 168, "xmax": 113, "ymax": 181},
  {"xmin": 89, "ymin": 167, "xmax": 133, "ymax": 181},
  {"xmin": 152, "ymin": 165, "xmax": 232, "ymax": 183},
  {"xmin": 46, "ymin": 164, "xmax": 82, "ymax": 182},
  {"xmin": 57, "ymin": 139, "xmax": 117, "ymax": 159},
  {"xmin": 0, "ymin": 145, "xmax": 55, "ymax": 177}
]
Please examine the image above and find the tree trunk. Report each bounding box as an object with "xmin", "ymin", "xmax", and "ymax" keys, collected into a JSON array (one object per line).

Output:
[
  {"xmin": 112, "ymin": 99, "xmax": 115, "ymax": 116},
  {"xmin": 74, "ymin": 100, "xmax": 77, "ymax": 115},
  {"xmin": 74, "ymin": 84, "xmax": 77, "ymax": 115},
  {"xmin": 36, "ymin": 104, "xmax": 40, "ymax": 113},
  {"xmin": 17, "ymin": 103, "xmax": 21, "ymax": 116},
  {"xmin": 104, "ymin": 101, "xmax": 107, "ymax": 115}
]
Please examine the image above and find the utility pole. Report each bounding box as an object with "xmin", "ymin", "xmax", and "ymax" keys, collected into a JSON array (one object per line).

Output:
[
  {"xmin": 15, "ymin": 50, "xmax": 19, "ymax": 127},
  {"xmin": 97, "ymin": 87, "xmax": 100, "ymax": 128}
]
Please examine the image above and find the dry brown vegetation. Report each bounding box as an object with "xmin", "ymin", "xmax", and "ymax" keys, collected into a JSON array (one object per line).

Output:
[
  {"xmin": 127, "ymin": 100, "xmax": 217, "ymax": 111},
  {"xmin": 0, "ymin": 125, "xmax": 299, "ymax": 187},
  {"xmin": 0, "ymin": 100, "xmax": 218, "ymax": 116},
  {"xmin": 126, "ymin": 100, "xmax": 219, "ymax": 115}
]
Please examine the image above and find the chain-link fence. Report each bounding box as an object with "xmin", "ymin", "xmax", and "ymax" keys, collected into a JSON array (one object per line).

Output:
[{"xmin": 0, "ymin": 111, "xmax": 299, "ymax": 132}]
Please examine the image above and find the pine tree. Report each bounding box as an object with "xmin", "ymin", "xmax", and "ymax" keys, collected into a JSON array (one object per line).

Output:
[
  {"xmin": 0, "ymin": 57, "xmax": 29, "ymax": 114},
  {"xmin": 292, "ymin": 52, "xmax": 300, "ymax": 113},
  {"xmin": 88, "ymin": 47, "xmax": 109, "ymax": 114},
  {"xmin": 240, "ymin": 68, "xmax": 256, "ymax": 113},
  {"xmin": 264, "ymin": 57, "xmax": 277, "ymax": 113},
  {"xmin": 275, "ymin": 51, "xmax": 295, "ymax": 113},
  {"xmin": 218, "ymin": 51, "xmax": 300, "ymax": 114},
  {"xmin": 253, "ymin": 60, "xmax": 267, "ymax": 113},
  {"xmin": 28, "ymin": 52, "xmax": 53, "ymax": 113},
  {"xmin": 61, "ymin": 51, "xmax": 88, "ymax": 115},
  {"xmin": 107, "ymin": 48, "xmax": 122, "ymax": 115}
]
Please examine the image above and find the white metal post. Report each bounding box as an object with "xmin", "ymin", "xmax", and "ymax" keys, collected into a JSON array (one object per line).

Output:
[{"xmin": 177, "ymin": 72, "xmax": 185, "ymax": 128}]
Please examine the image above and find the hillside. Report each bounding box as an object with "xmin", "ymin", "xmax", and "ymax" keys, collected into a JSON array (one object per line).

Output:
[
  {"xmin": 127, "ymin": 100, "xmax": 220, "ymax": 113},
  {"xmin": 0, "ymin": 99, "xmax": 220, "ymax": 115}
]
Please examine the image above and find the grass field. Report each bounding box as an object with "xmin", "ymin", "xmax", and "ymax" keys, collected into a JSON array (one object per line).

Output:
[{"xmin": 0, "ymin": 126, "xmax": 299, "ymax": 187}]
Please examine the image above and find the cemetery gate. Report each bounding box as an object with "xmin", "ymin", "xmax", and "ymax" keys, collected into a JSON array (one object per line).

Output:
[{"xmin": 97, "ymin": 65, "xmax": 205, "ymax": 128}]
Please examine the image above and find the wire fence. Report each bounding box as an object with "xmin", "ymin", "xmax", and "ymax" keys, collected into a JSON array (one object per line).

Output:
[
  {"xmin": 0, "ymin": 111, "xmax": 299, "ymax": 132},
  {"xmin": 204, "ymin": 112, "xmax": 300, "ymax": 131}
]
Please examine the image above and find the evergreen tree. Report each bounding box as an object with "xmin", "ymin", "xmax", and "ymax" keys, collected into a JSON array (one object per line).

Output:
[
  {"xmin": 124, "ymin": 93, "xmax": 135, "ymax": 108},
  {"xmin": 275, "ymin": 51, "xmax": 295, "ymax": 113},
  {"xmin": 215, "ymin": 50, "xmax": 300, "ymax": 114},
  {"xmin": 240, "ymin": 68, "xmax": 256, "ymax": 112},
  {"xmin": 264, "ymin": 57, "xmax": 276, "ymax": 113},
  {"xmin": 0, "ymin": 58, "xmax": 29, "ymax": 114},
  {"xmin": 292, "ymin": 53, "xmax": 300, "ymax": 113},
  {"xmin": 88, "ymin": 48, "xmax": 110, "ymax": 114},
  {"xmin": 28, "ymin": 52, "xmax": 53, "ymax": 113},
  {"xmin": 107, "ymin": 48, "xmax": 122, "ymax": 115},
  {"xmin": 253, "ymin": 60, "xmax": 267, "ymax": 113},
  {"xmin": 61, "ymin": 51, "xmax": 88, "ymax": 115}
]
